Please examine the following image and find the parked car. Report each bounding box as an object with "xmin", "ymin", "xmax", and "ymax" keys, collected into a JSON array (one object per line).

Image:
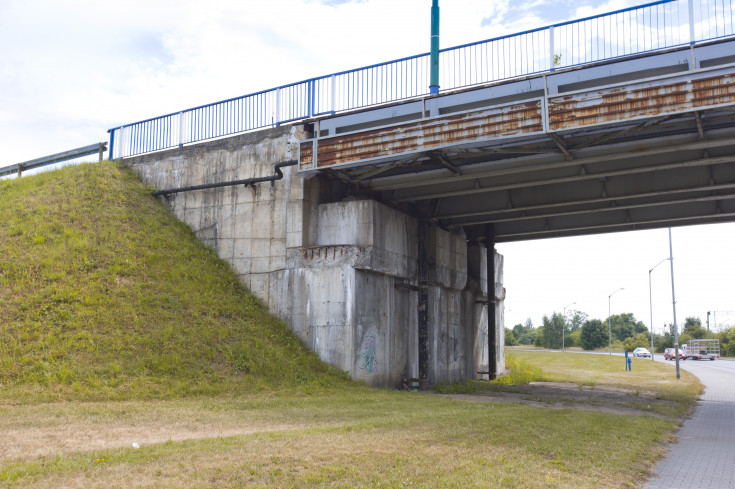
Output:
[
  {"xmin": 664, "ymin": 348, "xmax": 685, "ymax": 360},
  {"xmin": 632, "ymin": 347, "xmax": 651, "ymax": 358}
]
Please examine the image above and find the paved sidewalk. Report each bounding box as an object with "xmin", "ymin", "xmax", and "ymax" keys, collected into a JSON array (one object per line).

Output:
[{"xmin": 644, "ymin": 361, "xmax": 735, "ymax": 489}]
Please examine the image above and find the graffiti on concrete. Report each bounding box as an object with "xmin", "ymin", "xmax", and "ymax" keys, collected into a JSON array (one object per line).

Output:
[{"xmin": 359, "ymin": 327, "xmax": 379, "ymax": 374}]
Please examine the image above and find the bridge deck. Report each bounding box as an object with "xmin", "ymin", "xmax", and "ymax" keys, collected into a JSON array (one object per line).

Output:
[{"xmin": 298, "ymin": 40, "xmax": 735, "ymax": 241}]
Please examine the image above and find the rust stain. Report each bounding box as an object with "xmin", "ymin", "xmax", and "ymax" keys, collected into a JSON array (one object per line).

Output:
[
  {"xmin": 549, "ymin": 73, "xmax": 734, "ymax": 130},
  {"xmin": 300, "ymin": 73, "xmax": 735, "ymax": 168},
  {"xmin": 302, "ymin": 102, "xmax": 543, "ymax": 168}
]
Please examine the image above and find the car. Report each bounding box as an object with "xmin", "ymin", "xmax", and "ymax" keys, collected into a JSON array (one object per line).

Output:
[
  {"xmin": 664, "ymin": 348, "xmax": 685, "ymax": 360},
  {"xmin": 632, "ymin": 347, "xmax": 651, "ymax": 358}
]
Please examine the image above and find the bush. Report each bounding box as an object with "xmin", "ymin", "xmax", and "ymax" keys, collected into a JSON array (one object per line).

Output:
[
  {"xmin": 623, "ymin": 332, "xmax": 652, "ymax": 352},
  {"xmin": 566, "ymin": 329, "xmax": 581, "ymax": 348}
]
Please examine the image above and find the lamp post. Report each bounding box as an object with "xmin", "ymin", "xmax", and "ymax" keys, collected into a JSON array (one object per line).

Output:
[
  {"xmin": 648, "ymin": 258, "xmax": 670, "ymax": 362},
  {"xmin": 608, "ymin": 288, "xmax": 624, "ymax": 355},
  {"xmin": 668, "ymin": 228, "xmax": 680, "ymax": 380},
  {"xmin": 562, "ymin": 302, "xmax": 575, "ymax": 352}
]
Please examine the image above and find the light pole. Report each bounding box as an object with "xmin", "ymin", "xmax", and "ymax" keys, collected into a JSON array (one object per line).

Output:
[
  {"xmin": 608, "ymin": 288, "xmax": 624, "ymax": 355},
  {"xmin": 648, "ymin": 258, "xmax": 670, "ymax": 362},
  {"xmin": 668, "ymin": 228, "xmax": 680, "ymax": 380},
  {"xmin": 562, "ymin": 302, "xmax": 575, "ymax": 352}
]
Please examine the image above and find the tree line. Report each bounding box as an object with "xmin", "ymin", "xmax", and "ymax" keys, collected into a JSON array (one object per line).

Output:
[{"xmin": 505, "ymin": 312, "xmax": 735, "ymax": 357}]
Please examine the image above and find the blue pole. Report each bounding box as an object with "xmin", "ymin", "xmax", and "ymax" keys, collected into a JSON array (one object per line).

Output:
[
  {"xmin": 108, "ymin": 130, "xmax": 115, "ymax": 160},
  {"xmin": 430, "ymin": 0, "xmax": 440, "ymax": 95}
]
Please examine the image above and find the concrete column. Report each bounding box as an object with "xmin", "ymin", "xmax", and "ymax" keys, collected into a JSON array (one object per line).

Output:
[{"xmin": 486, "ymin": 226, "xmax": 497, "ymax": 379}]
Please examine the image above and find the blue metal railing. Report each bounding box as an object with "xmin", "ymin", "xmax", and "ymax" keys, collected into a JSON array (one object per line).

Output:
[{"xmin": 108, "ymin": 0, "xmax": 735, "ymax": 159}]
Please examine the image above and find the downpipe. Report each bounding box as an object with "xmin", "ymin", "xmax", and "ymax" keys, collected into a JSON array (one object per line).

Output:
[{"xmin": 151, "ymin": 160, "xmax": 297, "ymax": 197}]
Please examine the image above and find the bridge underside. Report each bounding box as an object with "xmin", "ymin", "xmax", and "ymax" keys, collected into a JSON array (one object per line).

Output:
[
  {"xmin": 322, "ymin": 109, "xmax": 735, "ymax": 242},
  {"xmin": 298, "ymin": 41, "xmax": 735, "ymax": 242}
]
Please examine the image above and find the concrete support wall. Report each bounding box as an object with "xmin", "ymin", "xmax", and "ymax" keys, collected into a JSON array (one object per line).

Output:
[{"xmin": 125, "ymin": 125, "xmax": 504, "ymax": 387}]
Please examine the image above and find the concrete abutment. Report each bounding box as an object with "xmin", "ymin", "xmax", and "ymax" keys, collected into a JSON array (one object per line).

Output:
[{"xmin": 125, "ymin": 125, "xmax": 504, "ymax": 387}]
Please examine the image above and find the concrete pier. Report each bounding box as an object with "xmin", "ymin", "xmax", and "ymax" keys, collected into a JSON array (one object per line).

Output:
[{"xmin": 125, "ymin": 125, "xmax": 504, "ymax": 387}]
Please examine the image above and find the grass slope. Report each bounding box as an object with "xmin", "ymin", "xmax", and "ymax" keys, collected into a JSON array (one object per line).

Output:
[{"xmin": 0, "ymin": 162, "xmax": 350, "ymax": 402}]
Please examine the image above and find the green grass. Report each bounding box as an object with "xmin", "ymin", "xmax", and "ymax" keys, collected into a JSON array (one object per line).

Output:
[
  {"xmin": 514, "ymin": 351, "xmax": 701, "ymax": 399},
  {"xmin": 0, "ymin": 391, "xmax": 678, "ymax": 488},
  {"xmin": 0, "ymin": 163, "xmax": 702, "ymax": 488},
  {"xmin": 0, "ymin": 162, "xmax": 351, "ymax": 402}
]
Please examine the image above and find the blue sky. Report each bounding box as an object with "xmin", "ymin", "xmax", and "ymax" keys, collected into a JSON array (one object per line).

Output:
[{"xmin": 1, "ymin": 0, "xmax": 733, "ymax": 330}]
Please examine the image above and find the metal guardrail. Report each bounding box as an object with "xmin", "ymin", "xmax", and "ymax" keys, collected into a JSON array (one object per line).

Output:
[
  {"xmin": 107, "ymin": 0, "xmax": 735, "ymax": 159},
  {"xmin": 0, "ymin": 142, "xmax": 108, "ymax": 178}
]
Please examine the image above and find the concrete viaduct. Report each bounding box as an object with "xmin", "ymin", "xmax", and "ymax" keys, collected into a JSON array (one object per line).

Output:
[{"xmin": 120, "ymin": 35, "xmax": 735, "ymax": 389}]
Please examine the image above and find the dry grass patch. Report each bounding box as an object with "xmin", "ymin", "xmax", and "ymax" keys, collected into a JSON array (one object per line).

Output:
[{"xmin": 1, "ymin": 392, "xmax": 676, "ymax": 488}]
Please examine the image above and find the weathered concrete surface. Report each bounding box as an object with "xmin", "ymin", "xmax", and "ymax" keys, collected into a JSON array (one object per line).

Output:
[{"xmin": 125, "ymin": 125, "xmax": 504, "ymax": 387}]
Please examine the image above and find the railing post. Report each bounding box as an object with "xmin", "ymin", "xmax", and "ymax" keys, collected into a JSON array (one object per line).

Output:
[
  {"xmin": 17, "ymin": 163, "xmax": 22, "ymax": 178},
  {"xmin": 308, "ymin": 80, "xmax": 315, "ymax": 118},
  {"xmin": 688, "ymin": 0, "xmax": 695, "ymax": 44},
  {"xmin": 98, "ymin": 142, "xmax": 104, "ymax": 162},
  {"xmin": 108, "ymin": 130, "xmax": 115, "ymax": 161},
  {"xmin": 549, "ymin": 25, "xmax": 555, "ymax": 71},
  {"xmin": 275, "ymin": 88, "xmax": 282, "ymax": 126},
  {"xmin": 330, "ymin": 75, "xmax": 337, "ymax": 114},
  {"xmin": 178, "ymin": 112, "xmax": 185, "ymax": 148}
]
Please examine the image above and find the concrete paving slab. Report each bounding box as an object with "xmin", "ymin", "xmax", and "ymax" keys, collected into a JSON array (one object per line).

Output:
[{"xmin": 644, "ymin": 360, "xmax": 735, "ymax": 489}]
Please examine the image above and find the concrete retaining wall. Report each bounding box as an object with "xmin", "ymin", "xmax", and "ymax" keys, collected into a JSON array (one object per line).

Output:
[{"xmin": 125, "ymin": 125, "xmax": 504, "ymax": 387}]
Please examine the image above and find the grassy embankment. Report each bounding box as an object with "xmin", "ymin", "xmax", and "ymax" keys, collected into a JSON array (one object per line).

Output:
[{"xmin": 0, "ymin": 162, "xmax": 701, "ymax": 488}]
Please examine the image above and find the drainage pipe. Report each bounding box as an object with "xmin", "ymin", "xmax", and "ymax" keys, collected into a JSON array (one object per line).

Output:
[
  {"xmin": 486, "ymin": 225, "xmax": 497, "ymax": 379},
  {"xmin": 417, "ymin": 217, "xmax": 430, "ymax": 390},
  {"xmin": 151, "ymin": 160, "xmax": 297, "ymax": 196}
]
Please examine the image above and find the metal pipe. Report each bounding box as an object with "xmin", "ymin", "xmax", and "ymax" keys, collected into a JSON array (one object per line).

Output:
[
  {"xmin": 429, "ymin": 0, "xmax": 440, "ymax": 95},
  {"xmin": 486, "ymin": 225, "xmax": 497, "ymax": 379},
  {"xmin": 417, "ymin": 217, "xmax": 430, "ymax": 389},
  {"xmin": 151, "ymin": 160, "xmax": 297, "ymax": 196}
]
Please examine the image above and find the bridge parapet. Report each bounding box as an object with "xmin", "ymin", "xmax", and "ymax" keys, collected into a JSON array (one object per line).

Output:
[{"xmin": 299, "ymin": 41, "xmax": 735, "ymax": 172}]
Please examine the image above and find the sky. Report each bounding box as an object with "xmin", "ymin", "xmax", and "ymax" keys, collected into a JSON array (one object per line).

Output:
[{"xmin": 1, "ymin": 0, "xmax": 733, "ymax": 331}]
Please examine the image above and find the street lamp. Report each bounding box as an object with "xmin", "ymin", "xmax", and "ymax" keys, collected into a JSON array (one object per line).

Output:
[
  {"xmin": 668, "ymin": 228, "xmax": 680, "ymax": 380},
  {"xmin": 648, "ymin": 258, "xmax": 670, "ymax": 363},
  {"xmin": 562, "ymin": 302, "xmax": 575, "ymax": 352},
  {"xmin": 608, "ymin": 288, "xmax": 624, "ymax": 355}
]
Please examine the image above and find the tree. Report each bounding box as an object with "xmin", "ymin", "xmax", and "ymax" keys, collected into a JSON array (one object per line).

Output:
[
  {"xmin": 512, "ymin": 323, "xmax": 524, "ymax": 340},
  {"xmin": 568, "ymin": 310, "xmax": 588, "ymax": 333},
  {"xmin": 504, "ymin": 327, "xmax": 518, "ymax": 346},
  {"xmin": 608, "ymin": 313, "xmax": 648, "ymax": 342},
  {"xmin": 683, "ymin": 317, "xmax": 707, "ymax": 339},
  {"xmin": 718, "ymin": 327, "xmax": 735, "ymax": 357},
  {"xmin": 517, "ymin": 330, "xmax": 537, "ymax": 345},
  {"xmin": 539, "ymin": 313, "xmax": 565, "ymax": 349},
  {"xmin": 511, "ymin": 320, "xmax": 537, "ymax": 345},
  {"xmin": 580, "ymin": 319, "xmax": 608, "ymax": 350}
]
